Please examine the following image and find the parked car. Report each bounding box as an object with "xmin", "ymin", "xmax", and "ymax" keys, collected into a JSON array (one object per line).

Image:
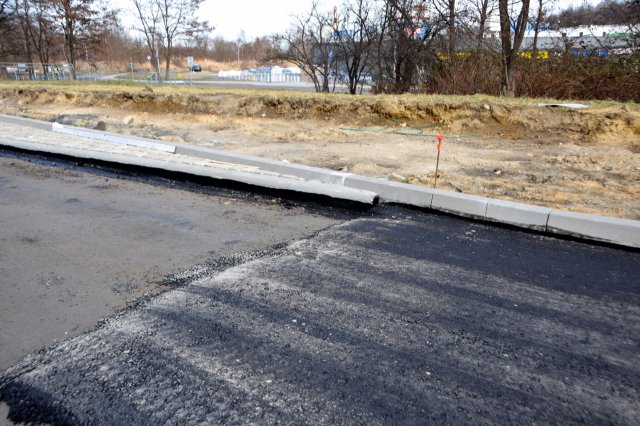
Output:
[{"xmin": 190, "ymin": 64, "xmax": 201, "ymax": 72}]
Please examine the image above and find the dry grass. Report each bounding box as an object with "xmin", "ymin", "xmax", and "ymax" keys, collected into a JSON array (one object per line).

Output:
[{"xmin": 0, "ymin": 80, "xmax": 636, "ymax": 112}]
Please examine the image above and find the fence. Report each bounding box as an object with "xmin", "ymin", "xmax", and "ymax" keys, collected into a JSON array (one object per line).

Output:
[
  {"xmin": 0, "ymin": 62, "xmax": 75, "ymax": 81},
  {"xmin": 0, "ymin": 62, "xmax": 308, "ymax": 86},
  {"xmin": 218, "ymin": 67, "xmax": 302, "ymax": 83},
  {"xmin": 0, "ymin": 62, "xmax": 128, "ymax": 81}
]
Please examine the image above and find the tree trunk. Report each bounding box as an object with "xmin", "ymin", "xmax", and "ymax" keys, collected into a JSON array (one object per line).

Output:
[
  {"xmin": 164, "ymin": 35, "xmax": 172, "ymax": 80},
  {"xmin": 531, "ymin": 0, "xmax": 544, "ymax": 60},
  {"xmin": 66, "ymin": 32, "xmax": 77, "ymax": 79},
  {"xmin": 501, "ymin": 62, "xmax": 515, "ymax": 97},
  {"xmin": 499, "ymin": 0, "xmax": 530, "ymax": 97},
  {"xmin": 62, "ymin": 1, "xmax": 77, "ymax": 80},
  {"xmin": 476, "ymin": 0, "xmax": 489, "ymax": 60},
  {"xmin": 164, "ymin": 53, "xmax": 171, "ymax": 80},
  {"xmin": 322, "ymin": 71, "xmax": 330, "ymax": 92},
  {"xmin": 448, "ymin": 0, "xmax": 456, "ymax": 58}
]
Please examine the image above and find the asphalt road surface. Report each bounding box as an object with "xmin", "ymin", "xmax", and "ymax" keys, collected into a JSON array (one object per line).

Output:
[
  {"xmin": 96, "ymin": 72, "xmax": 360, "ymax": 92},
  {"xmin": 0, "ymin": 154, "xmax": 347, "ymax": 371},
  {"xmin": 1, "ymin": 154, "xmax": 639, "ymax": 424}
]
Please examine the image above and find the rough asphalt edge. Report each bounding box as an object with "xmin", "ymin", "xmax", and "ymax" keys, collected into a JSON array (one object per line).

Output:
[
  {"xmin": 0, "ymin": 240, "xmax": 303, "ymax": 425},
  {"xmin": 0, "ymin": 150, "xmax": 363, "ymax": 423},
  {"xmin": 2, "ymin": 205, "xmax": 639, "ymax": 425},
  {"xmin": 0, "ymin": 113, "xmax": 638, "ymax": 249},
  {"xmin": 0, "ymin": 142, "xmax": 378, "ymax": 211}
]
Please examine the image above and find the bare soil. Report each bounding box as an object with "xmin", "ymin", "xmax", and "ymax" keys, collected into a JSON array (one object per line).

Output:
[{"xmin": 1, "ymin": 83, "xmax": 638, "ymax": 219}]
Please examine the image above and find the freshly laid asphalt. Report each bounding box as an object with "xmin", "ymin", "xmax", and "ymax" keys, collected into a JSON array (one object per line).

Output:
[{"xmin": 1, "ymin": 161, "xmax": 639, "ymax": 424}]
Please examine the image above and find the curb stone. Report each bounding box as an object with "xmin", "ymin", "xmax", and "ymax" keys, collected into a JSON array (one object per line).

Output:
[
  {"xmin": 174, "ymin": 145, "xmax": 349, "ymax": 186},
  {"xmin": 431, "ymin": 190, "xmax": 489, "ymax": 219},
  {"xmin": 547, "ymin": 210, "xmax": 640, "ymax": 248},
  {"xmin": 51, "ymin": 122, "xmax": 176, "ymax": 153},
  {"xmin": 0, "ymin": 138, "xmax": 379, "ymax": 205},
  {"xmin": 0, "ymin": 114, "xmax": 53, "ymax": 131},
  {"xmin": 0, "ymin": 114, "xmax": 638, "ymax": 249},
  {"xmin": 343, "ymin": 175, "xmax": 435, "ymax": 207},
  {"xmin": 485, "ymin": 199, "xmax": 552, "ymax": 231}
]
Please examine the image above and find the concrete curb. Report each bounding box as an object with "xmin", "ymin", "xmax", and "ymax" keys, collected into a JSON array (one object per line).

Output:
[
  {"xmin": 485, "ymin": 199, "xmax": 552, "ymax": 231},
  {"xmin": 547, "ymin": 210, "xmax": 640, "ymax": 248},
  {"xmin": 344, "ymin": 175, "xmax": 434, "ymax": 208},
  {"xmin": 52, "ymin": 122, "xmax": 177, "ymax": 153},
  {"xmin": 431, "ymin": 190, "xmax": 488, "ymax": 219},
  {"xmin": 0, "ymin": 114, "xmax": 53, "ymax": 131},
  {"xmin": 1, "ymin": 114, "xmax": 638, "ymax": 248},
  {"xmin": 174, "ymin": 145, "xmax": 349, "ymax": 186},
  {"xmin": 0, "ymin": 138, "xmax": 379, "ymax": 205}
]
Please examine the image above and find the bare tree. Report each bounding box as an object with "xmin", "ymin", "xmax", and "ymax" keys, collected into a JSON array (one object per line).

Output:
[
  {"xmin": 276, "ymin": 1, "xmax": 337, "ymax": 92},
  {"xmin": 498, "ymin": 0, "xmax": 530, "ymax": 96},
  {"xmin": 469, "ymin": 0, "xmax": 497, "ymax": 57},
  {"xmin": 0, "ymin": 0, "xmax": 9, "ymax": 18},
  {"xmin": 432, "ymin": 0, "xmax": 464, "ymax": 58},
  {"xmin": 333, "ymin": 0, "xmax": 380, "ymax": 94},
  {"xmin": 235, "ymin": 30, "xmax": 245, "ymax": 69},
  {"xmin": 278, "ymin": 0, "xmax": 447, "ymax": 94},
  {"xmin": 132, "ymin": 0, "xmax": 162, "ymax": 78},
  {"xmin": 0, "ymin": 1, "xmax": 25, "ymax": 61},
  {"xmin": 184, "ymin": 18, "xmax": 212, "ymax": 55},
  {"xmin": 132, "ymin": 0, "xmax": 205, "ymax": 80},
  {"xmin": 14, "ymin": 0, "xmax": 35, "ymax": 66},
  {"xmin": 205, "ymin": 35, "xmax": 272, "ymax": 63},
  {"xmin": 15, "ymin": 0, "xmax": 56, "ymax": 74},
  {"xmin": 243, "ymin": 36, "xmax": 273, "ymax": 63},
  {"xmin": 94, "ymin": 7, "xmax": 142, "ymax": 68},
  {"xmin": 530, "ymin": 0, "xmax": 552, "ymax": 60},
  {"xmin": 0, "ymin": 0, "xmax": 12, "ymax": 29},
  {"xmin": 549, "ymin": 0, "xmax": 638, "ymax": 27},
  {"xmin": 448, "ymin": 0, "xmax": 457, "ymax": 56},
  {"xmin": 630, "ymin": 0, "xmax": 640, "ymax": 36},
  {"xmin": 374, "ymin": 0, "xmax": 443, "ymax": 93},
  {"xmin": 50, "ymin": 0, "xmax": 98, "ymax": 79},
  {"xmin": 157, "ymin": 0, "xmax": 203, "ymax": 79}
]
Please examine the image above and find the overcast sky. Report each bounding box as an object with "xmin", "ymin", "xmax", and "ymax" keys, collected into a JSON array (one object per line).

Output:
[
  {"xmin": 112, "ymin": 0, "xmax": 598, "ymax": 41},
  {"xmin": 199, "ymin": 0, "xmax": 334, "ymax": 40}
]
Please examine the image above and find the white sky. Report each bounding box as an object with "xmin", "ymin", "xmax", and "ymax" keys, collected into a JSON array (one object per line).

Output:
[
  {"xmin": 199, "ymin": 0, "xmax": 333, "ymax": 40},
  {"xmin": 111, "ymin": 0, "xmax": 597, "ymax": 41}
]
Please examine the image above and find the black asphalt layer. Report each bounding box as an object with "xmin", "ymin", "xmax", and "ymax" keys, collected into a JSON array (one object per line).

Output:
[
  {"xmin": 2, "ymin": 205, "xmax": 639, "ymax": 425},
  {"xmin": 0, "ymin": 153, "xmax": 350, "ymax": 372}
]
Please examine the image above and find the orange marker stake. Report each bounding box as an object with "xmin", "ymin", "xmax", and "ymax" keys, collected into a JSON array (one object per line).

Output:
[{"xmin": 434, "ymin": 134, "xmax": 443, "ymax": 188}]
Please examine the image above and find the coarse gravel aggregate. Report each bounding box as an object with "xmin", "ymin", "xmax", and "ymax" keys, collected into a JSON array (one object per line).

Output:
[{"xmin": 2, "ymin": 206, "xmax": 639, "ymax": 424}]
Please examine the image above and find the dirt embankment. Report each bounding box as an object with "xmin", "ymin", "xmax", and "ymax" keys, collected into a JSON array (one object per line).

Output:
[
  {"xmin": 1, "ymin": 85, "xmax": 639, "ymax": 219},
  {"xmin": 3, "ymin": 86, "xmax": 639, "ymax": 141}
]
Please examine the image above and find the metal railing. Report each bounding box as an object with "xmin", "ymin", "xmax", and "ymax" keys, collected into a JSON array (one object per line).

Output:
[
  {"xmin": 218, "ymin": 68, "xmax": 302, "ymax": 83},
  {"xmin": 0, "ymin": 62, "xmax": 75, "ymax": 81}
]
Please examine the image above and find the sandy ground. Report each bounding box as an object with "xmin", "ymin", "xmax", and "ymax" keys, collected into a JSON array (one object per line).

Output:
[{"xmin": 1, "ymin": 86, "xmax": 638, "ymax": 219}]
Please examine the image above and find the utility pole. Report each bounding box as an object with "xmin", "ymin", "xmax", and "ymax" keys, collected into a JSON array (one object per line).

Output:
[
  {"xmin": 156, "ymin": 37, "xmax": 161, "ymax": 81},
  {"xmin": 236, "ymin": 31, "xmax": 245, "ymax": 70}
]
